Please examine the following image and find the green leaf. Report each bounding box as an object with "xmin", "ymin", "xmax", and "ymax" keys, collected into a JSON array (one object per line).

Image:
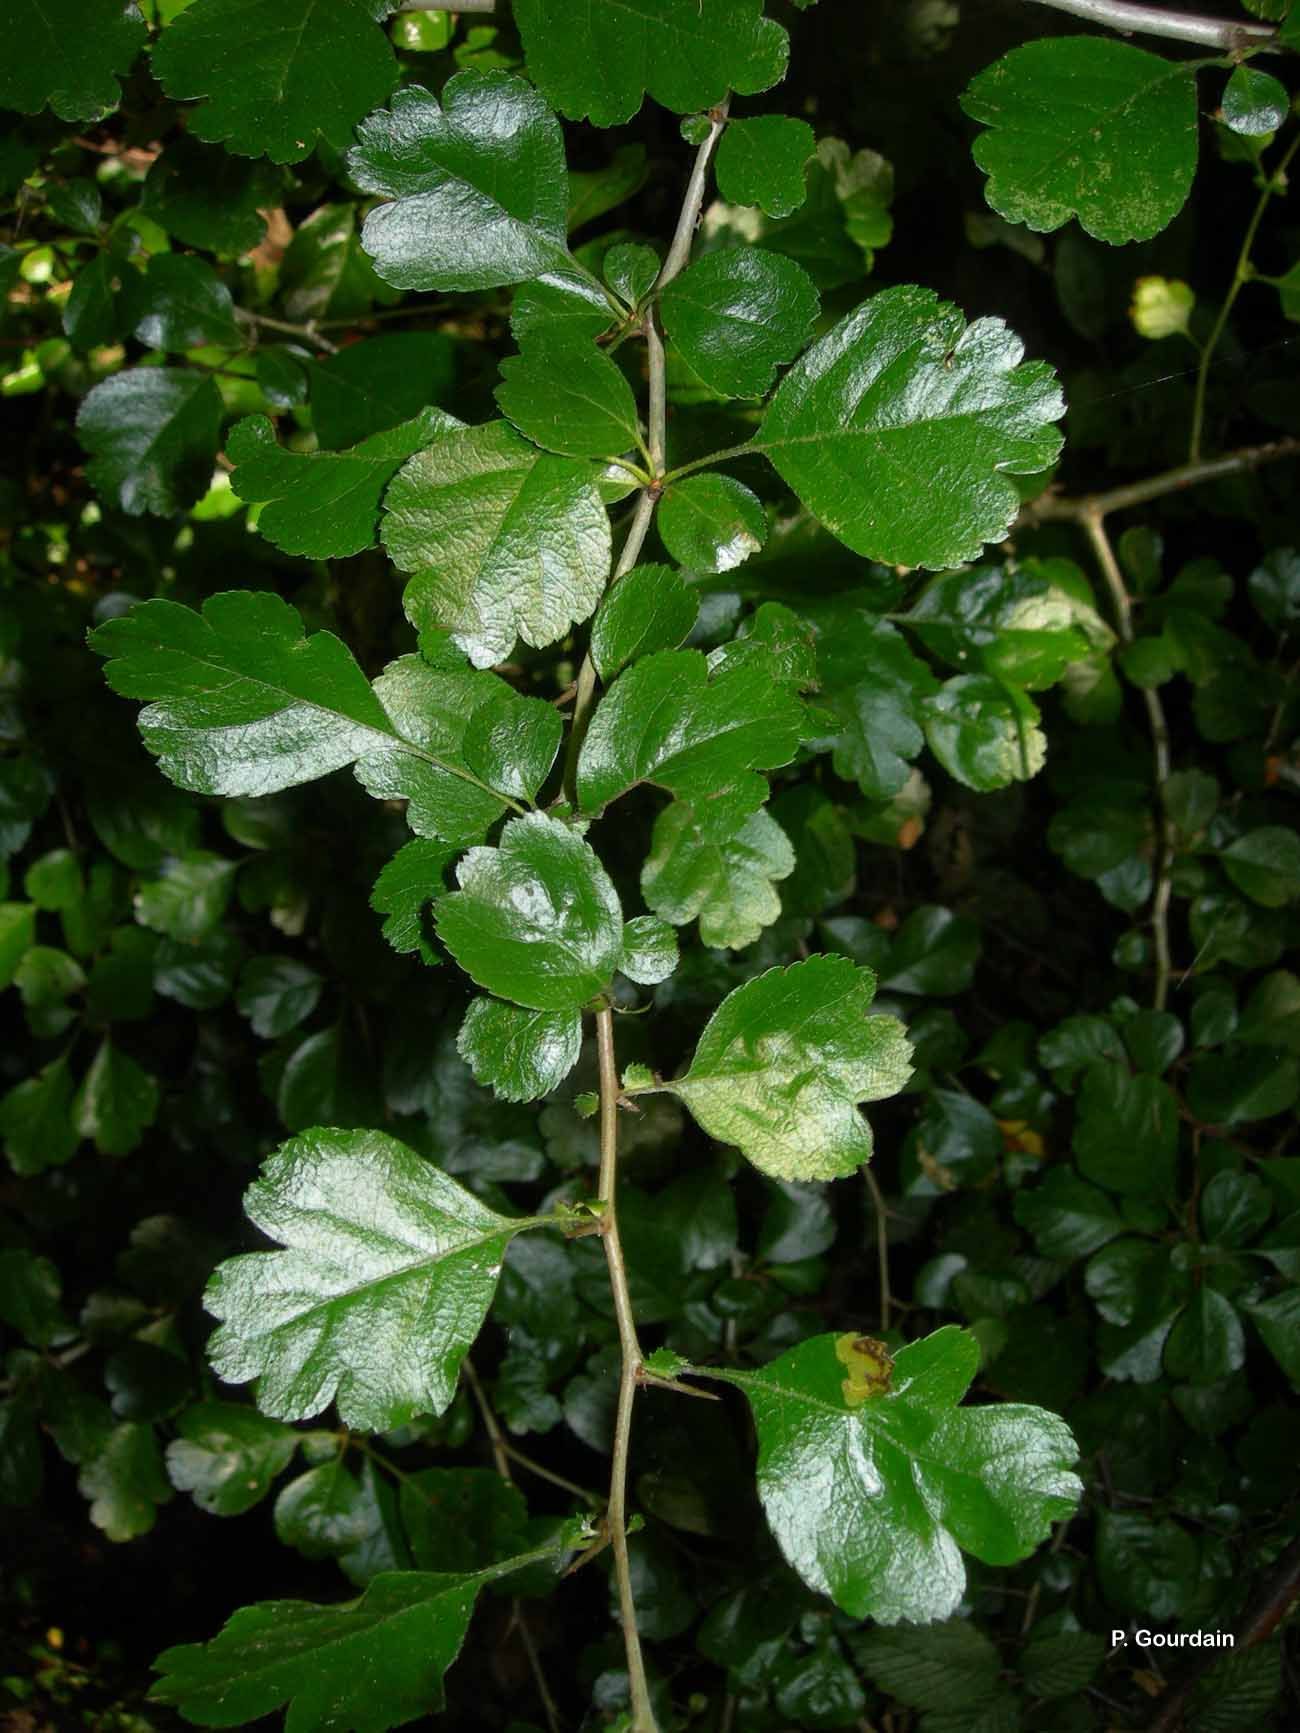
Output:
[
  {"xmin": 715, "ymin": 115, "xmax": 816, "ymax": 218},
  {"xmin": 73, "ymin": 1039, "xmax": 159, "ymax": 1157},
  {"xmin": 151, "ymin": 0, "xmax": 398, "ymax": 165},
  {"xmin": 1014, "ymin": 1168, "xmax": 1124, "ymax": 1259},
  {"xmin": 620, "ymin": 914, "xmax": 678, "ymax": 985},
  {"xmin": 275, "ymin": 1460, "xmax": 379, "ymax": 1562},
  {"xmin": 1220, "ymin": 65, "xmax": 1288, "ymax": 137},
  {"xmin": 758, "ymin": 286, "xmax": 1063, "ymax": 568},
  {"xmin": 642, "ymin": 802, "xmax": 794, "ymax": 950},
  {"xmin": 0, "ymin": 1058, "xmax": 80, "ymax": 1176},
  {"xmin": 0, "ymin": 900, "xmax": 36, "ymax": 986},
  {"xmin": 497, "ymin": 335, "xmax": 642, "ymax": 459},
  {"xmin": 817, "ymin": 613, "xmax": 937, "ymax": 800},
  {"xmin": 0, "ymin": 0, "xmax": 146, "ymax": 123},
  {"xmin": 1186, "ymin": 1046, "xmax": 1299, "ymax": 1125},
  {"xmin": 78, "ymin": 368, "xmax": 222, "ymax": 516},
  {"xmin": 576, "ymin": 648, "xmax": 804, "ymax": 834},
  {"xmin": 657, "ymin": 473, "xmax": 767, "ymax": 573},
  {"xmin": 457, "ymin": 998, "xmax": 582, "ymax": 1103},
  {"xmin": 435, "ymin": 813, "xmax": 623, "ymax": 1012},
  {"xmin": 923, "ymin": 677, "xmax": 1046, "ymax": 792},
  {"xmin": 712, "ymin": 1326, "xmax": 1080, "ymax": 1623},
  {"xmin": 667, "ymin": 953, "xmax": 912, "ymax": 1180},
  {"xmin": 370, "ymin": 840, "xmax": 454, "ymax": 966},
  {"xmin": 399, "ymin": 1466, "xmax": 529, "ymax": 1572},
  {"xmin": 1240, "ymin": 1289, "xmax": 1300, "ymax": 1385},
  {"xmin": 961, "ymin": 38, "xmax": 1198, "ymax": 243},
  {"xmin": 166, "ymin": 1402, "xmax": 298, "ymax": 1516},
  {"xmin": 853, "ymin": 1620, "xmax": 1000, "ymax": 1710},
  {"xmin": 206, "ymin": 1127, "xmax": 541, "ymax": 1430},
  {"xmin": 604, "ymin": 240, "xmax": 659, "ymax": 307},
  {"xmin": 0, "ymin": 1249, "xmax": 70, "ymax": 1348},
  {"xmin": 350, "ymin": 73, "xmax": 569, "ymax": 292},
  {"xmin": 1019, "ymin": 1630, "xmax": 1106, "ymax": 1700},
  {"xmin": 589, "ymin": 564, "xmax": 699, "ymax": 681},
  {"xmin": 881, "ymin": 907, "xmax": 981, "ymax": 997},
  {"xmin": 151, "ymin": 1549, "xmax": 557, "ymax": 1729},
  {"xmin": 901, "ymin": 564, "xmax": 1093, "ymax": 689},
  {"xmin": 569, "ymin": 146, "xmax": 650, "ymax": 234},
  {"xmin": 311, "ymin": 333, "xmax": 457, "ymax": 450},
  {"xmin": 1220, "ymin": 828, "xmax": 1300, "ymax": 907},
  {"xmin": 1164, "ymin": 1289, "xmax": 1245, "ymax": 1384},
  {"xmin": 140, "ymin": 136, "xmax": 286, "ymax": 256},
  {"xmin": 236, "ymin": 956, "xmax": 325, "ymax": 1040},
  {"xmin": 79, "ymin": 1421, "xmax": 172, "ymax": 1541},
  {"xmin": 228, "ymin": 409, "xmax": 449, "ymax": 560},
  {"xmin": 1201, "ymin": 1170, "xmax": 1272, "ymax": 1248},
  {"xmin": 1248, "ymin": 548, "xmax": 1300, "ymax": 629},
  {"xmin": 1094, "ymin": 1510, "xmax": 1198, "ymax": 1619},
  {"xmin": 1073, "ymin": 1061, "xmax": 1177, "ymax": 1197},
  {"xmin": 130, "ymin": 254, "xmax": 241, "ymax": 351},
  {"xmin": 280, "ymin": 203, "xmax": 398, "ymax": 327},
  {"xmin": 758, "ymin": 136, "xmax": 894, "ymax": 289},
  {"xmin": 135, "ymin": 852, "xmax": 236, "ymax": 942},
  {"xmin": 513, "ymin": 0, "xmax": 789, "ymax": 127},
  {"xmin": 381, "ymin": 419, "xmax": 610, "ymax": 668},
  {"xmin": 660, "ymin": 249, "xmax": 818, "ymax": 399}
]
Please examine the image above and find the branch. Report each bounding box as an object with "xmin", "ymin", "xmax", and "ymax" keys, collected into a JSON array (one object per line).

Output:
[
  {"xmin": 234, "ymin": 308, "xmax": 339, "ymax": 355},
  {"xmin": 595, "ymin": 1006, "xmax": 657, "ymax": 1733},
  {"xmin": 1017, "ymin": 437, "xmax": 1300, "ymax": 527},
  {"xmin": 397, "ymin": 1, "xmax": 495, "ymax": 10},
  {"xmin": 1024, "ymin": 0, "xmax": 1279, "ymax": 51}
]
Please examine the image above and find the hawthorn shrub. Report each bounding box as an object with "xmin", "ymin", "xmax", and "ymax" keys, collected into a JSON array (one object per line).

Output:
[{"xmin": 2, "ymin": 1, "xmax": 1300, "ymax": 1730}]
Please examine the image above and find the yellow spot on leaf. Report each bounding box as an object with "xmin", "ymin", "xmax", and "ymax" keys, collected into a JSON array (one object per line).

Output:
[{"xmin": 835, "ymin": 1333, "xmax": 894, "ymax": 1405}]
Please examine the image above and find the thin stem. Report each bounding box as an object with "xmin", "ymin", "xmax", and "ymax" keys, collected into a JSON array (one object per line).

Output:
[
  {"xmin": 1018, "ymin": 436, "xmax": 1300, "ymax": 526},
  {"xmin": 658, "ymin": 440, "xmax": 759, "ymax": 488},
  {"xmin": 1025, "ymin": 0, "xmax": 1278, "ymax": 50},
  {"xmin": 1082, "ymin": 510, "xmax": 1174, "ymax": 1010},
  {"xmin": 503, "ymin": 1442, "xmax": 604, "ymax": 1508},
  {"xmin": 1189, "ymin": 131, "xmax": 1300, "ymax": 462},
  {"xmin": 861, "ymin": 1165, "xmax": 892, "ymax": 1330},
  {"xmin": 235, "ymin": 308, "xmax": 339, "ymax": 355},
  {"xmin": 595, "ymin": 1005, "xmax": 656, "ymax": 1733},
  {"xmin": 462, "ymin": 1356, "xmax": 512, "ymax": 1481}
]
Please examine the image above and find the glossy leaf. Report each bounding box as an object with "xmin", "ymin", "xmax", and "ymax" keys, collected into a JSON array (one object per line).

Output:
[
  {"xmin": 458, "ymin": 998, "xmax": 582, "ymax": 1102},
  {"xmin": 350, "ymin": 73, "xmax": 570, "ymax": 292},
  {"xmin": 235, "ymin": 956, "xmax": 325, "ymax": 1040},
  {"xmin": 1072, "ymin": 1061, "xmax": 1177, "ymax": 1197},
  {"xmin": 370, "ymin": 840, "xmax": 454, "ymax": 966},
  {"xmin": 1220, "ymin": 65, "xmax": 1288, "ymax": 137},
  {"xmin": 496, "ymin": 335, "xmax": 642, "ymax": 459},
  {"xmin": 817, "ymin": 613, "xmax": 937, "ymax": 800},
  {"xmin": 205, "ymin": 1128, "xmax": 542, "ymax": 1429},
  {"xmin": 576, "ymin": 649, "xmax": 805, "ymax": 835},
  {"xmin": 513, "ymin": 0, "xmax": 789, "ymax": 127},
  {"xmin": 757, "ymin": 286, "xmax": 1063, "ymax": 568},
  {"xmin": 961, "ymin": 38, "xmax": 1198, "ymax": 243},
  {"xmin": 923, "ymin": 676, "xmax": 1046, "ymax": 792},
  {"xmin": 228, "ymin": 409, "xmax": 449, "ymax": 560},
  {"xmin": 1014, "ymin": 1169, "xmax": 1124, "ymax": 1259},
  {"xmin": 715, "ymin": 115, "xmax": 816, "ymax": 218},
  {"xmin": 151, "ymin": 0, "xmax": 398, "ymax": 165},
  {"xmin": 0, "ymin": 0, "xmax": 146, "ymax": 123},
  {"xmin": 382, "ymin": 419, "xmax": 610, "ymax": 669},
  {"xmin": 642, "ymin": 802, "xmax": 795, "ymax": 950},
  {"xmin": 666, "ymin": 954, "xmax": 913, "ymax": 1180},
  {"xmin": 619, "ymin": 914, "xmax": 679, "ymax": 985},
  {"xmin": 660, "ymin": 249, "xmax": 819, "ymax": 398},
  {"xmin": 78, "ymin": 368, "xmax": 222, "ymax": 517},
  {"xmin": 130, "ymin": 254, "xmax": 241, "ymax": 351},
  {"xmin": 73, "ymin": 1039, "xmax": 159, "ymax": 1157},
  {"xmin": 435, "ymin": 813, "xmax": 623, "ymax": 1012},
  {"xmin": 166, "ymin": 1403, "xmax": 299, "ymax": 1516},
  {"xmin": 657, "ymin": 473, "xmax": 767, "ymax": 573},
  {"xmin": 711, "ymin": 1326, "xmax": 1080, "ymax": 1623},
  {"xmin": 589, "ymin": 564, "xmax": 699, "ymax": 681}
]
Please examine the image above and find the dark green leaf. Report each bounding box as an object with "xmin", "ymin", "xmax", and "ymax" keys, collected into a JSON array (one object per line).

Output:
[
  {"xmin": 1014, "ymin": 1168, "xmax": 1124, "ymax": 1259},
  {"xmin": 853, "ymin": 1620, "xmax": 1000, "ymax": 1711},
  {"xmin": 73, "ymin": 1039, "xmax": 159, "ymax": 1157},
  {"xmin": 131, "ymin": 254, "xmax": 241, "ymax": 351},
  {"xmin": 0, "ymin": 1058, "xmax": 80, "ymax": 1176},
  {"xmin": 136, "ymin": 851, "xmax": 236, "ymax": 942},
  {"xmin": 758, "ymin": 286, "xmax": 1063, "ymax": 568},
  {"xmin": 1240, "ymin": 1289, "xmax": 1300, "ymax": 1385},
  {"xmin": 657, "ymin": 473, "xmax": 767, "ymax": 573},
  {"xmin": 660, "ymin": 249, "xmax": 818, "ymax": 398},
  {"xmin": 458, "ymin": 998, "xmax": 582, "ymax": 1102},
  {"xmin": 497, "ymin": 335, "xmax": 642, "ymax": 459},
  {"xmin": 0, "ymin": 1249, "xmax": 70, "ymax": 1348},
  {"xmin": 1072, "ymin": 1061, "xmax": 1177, "ymax": 1197},
  {"xmin": 167, "ymin": 1402, "xmax": 299, "ymax": 1516},
  {"xmin": 0, "ymin": 0, "xmax": 146, "ymax": 122},
  {"xmin": 961, "ymin": 38, "xmax": 1198, "ymax": 243},
  {"xmin": 1248, "ymin": 548, "xmax": 1300, "ymax": 629},
  {"xmin": 589, "ymin": 564, "xmax": 699, "ymax": 681},
  {"xmin": 715, "ymin": 115, "xmax": 816, "ymax": 218},
  {"xmin": 78, "ymin": 368, "xmax": 222, "ymax": 517},
  {"xmin": 78, "ymin": 1421, "xmax": 172, "ymax": 1541},
  {"xmin": 882, "ymin": 907, "xmax": 980, "ymax": 996},
  {"xmin": 1220, "ymin": 827, "xmax": 1300, "ymax": 907},
  {"xmin": 1019, "ymin": 1630, "xmax": 1106, "ymax": 1700},
  {"xmin": 667, "ymin": 953, "xmax": 912, "ymax": 1180},
  {"xmin": 140, "ymin": 136, "xmax": 285, "ymax": 255},
  {"xmin": 1165, "ymin": 1289, "xmax": 1245, "ymax": 1384},
  {"xmin": 311, "ymin": 333, "xmax": 457, "ymax": 449},
  {"xmin": 1094, "ymin": 1510, "xmax": 1198, "ymax": 1619},
  {"xmin": 236, "ymin": 956, "xmax": 324, "ymax": 1039},
  {"xmin": 370, "ymin": 840, "xmax": 454, "ymax": 966},
  {"xmin": 206, "ymin": 1127, "xmax": 543, "ymax": 1429}
]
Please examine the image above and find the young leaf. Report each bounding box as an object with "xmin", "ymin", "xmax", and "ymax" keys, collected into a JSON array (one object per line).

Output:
[
  {"xmin": 205, "ymin": 1127, "xmax": 543, "ymax": 1430},
  {"xmin": 757, "ymin": 285, "xmax": 1063, "ymax": 568},
  {"xmin": 709, "ymin": 1326, "xmax": 1080, "ymax": 1623},
  {"xmin": 657, "ymin": 473, "xmax": 768, "ymax": 573},
  {"xmin": 151, "ymin": 0, "xmax": 399, "ymax": 166},
  {"xmin": 513, "ymin": 0, "xmax": 789, "ymax": 127},
  {"xmin": 660, "ymin": 249, "xmax": 819, "ymax": 398},
  {"xmin": 458, "ymin": 998, "xmax": 582, "ymax": 1103},
  {"xmin": 577, "ymin": 649, "xmax": 805, "ymax": 835},
  {"xmin": 228, "ymin": 409, "xmax": 451, "ymax": 560},
  {"xmin": 619, "ymin": 914, "xmax": 679, "ymax": 985},
  {"xmin": 77, "ymin": 368, "xmax": 223, "ymax": 517},
  {"xmin": 666, "ymin": 954, "xmax": 913, "ymax": 1180},
  {"xmin": 960, "ymin": 38, "xmax": 1198, "ymax": 244},
  {"xmin": 1221, "ymin": 65, "xmax": 1289, "ymax": 137},
  {"xmin": 642, "ymin": 803, "xmax": 795, "ymax": 950},
  {"xmin": 381, "ymin": 419, "xmax": 611, "ymax": 669},
  {"xmin": 496, "ymin": 335, "xmax": 642, "ymax": 459},
  {"xmin": 0, "ymin": 0, "xmax": 146, "ymax": 123},
  {"xmin": 589, "ymin": 563, "xmax": 699, "ymax": 681},
  {"xmin": 715, "ymin": 115, "xmax": 816, "ymax": 218},
  {"xmin": 370, "ymin": 840, "xmax": 455, "ymax": 965},
  {"xmin": 349, "ymin": 73, "xmax": 570, "ymax": 291},
  {"xmin": 435, "ymin": 813, "xmax": 623, "ymax": 1012},
  {"xmin": 151, "ymin": 1551, "xmax": 561, "ymax": 1729},
  {"xmin": 166, "ymin": 1402, "xmax": 299, "ymax": 1517}
]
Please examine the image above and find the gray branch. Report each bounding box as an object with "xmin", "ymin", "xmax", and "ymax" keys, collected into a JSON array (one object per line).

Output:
[
  {"xmin": 1026, "ymin": 0, "xmax": 1279, "ymax": 51},
  {"xmin": 396, "ymin": 1, "xmax": 495, "ymax": 12}
]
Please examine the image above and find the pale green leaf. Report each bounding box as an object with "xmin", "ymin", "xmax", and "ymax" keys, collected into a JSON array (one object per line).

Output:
[
  {"xmin": 922, "ymin": 676, "xmax": 1046, "ymax": 792},
  {"xmin": 457, "ymin": 997, "xmax": 582, "ymax": 1102},
  {"xmin": 1221, "ymin": 65, "xmax": 1289, "ymax": 136},
  {"xmin": 381, "ymin": 419, "xmax": 611, "ymax": 668},
  {"xmin": 435, "ymin": 813, "xmax": 623, "ymax": 1012},
  {"xmin": 206, "ymin": 1127, "xmax": 540, "ymax": 1430},
  {"xmin": 667, "ymin": 953, "xmax": 913, "ymax": 1179},
  {"xmin": 619, "ymin": 914, "xmax": 679, "ymax": 985},
  {"xmin": 642, "ymin": 803, "xmax": 794, "ymax": 950},
  {"xmin": 758, "ymin": 286, "xmax": 1063, "ymax": 568},
  {"xmin": 166, "ymin": 1402, "xmax": 299, "ymax": 1516}
]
